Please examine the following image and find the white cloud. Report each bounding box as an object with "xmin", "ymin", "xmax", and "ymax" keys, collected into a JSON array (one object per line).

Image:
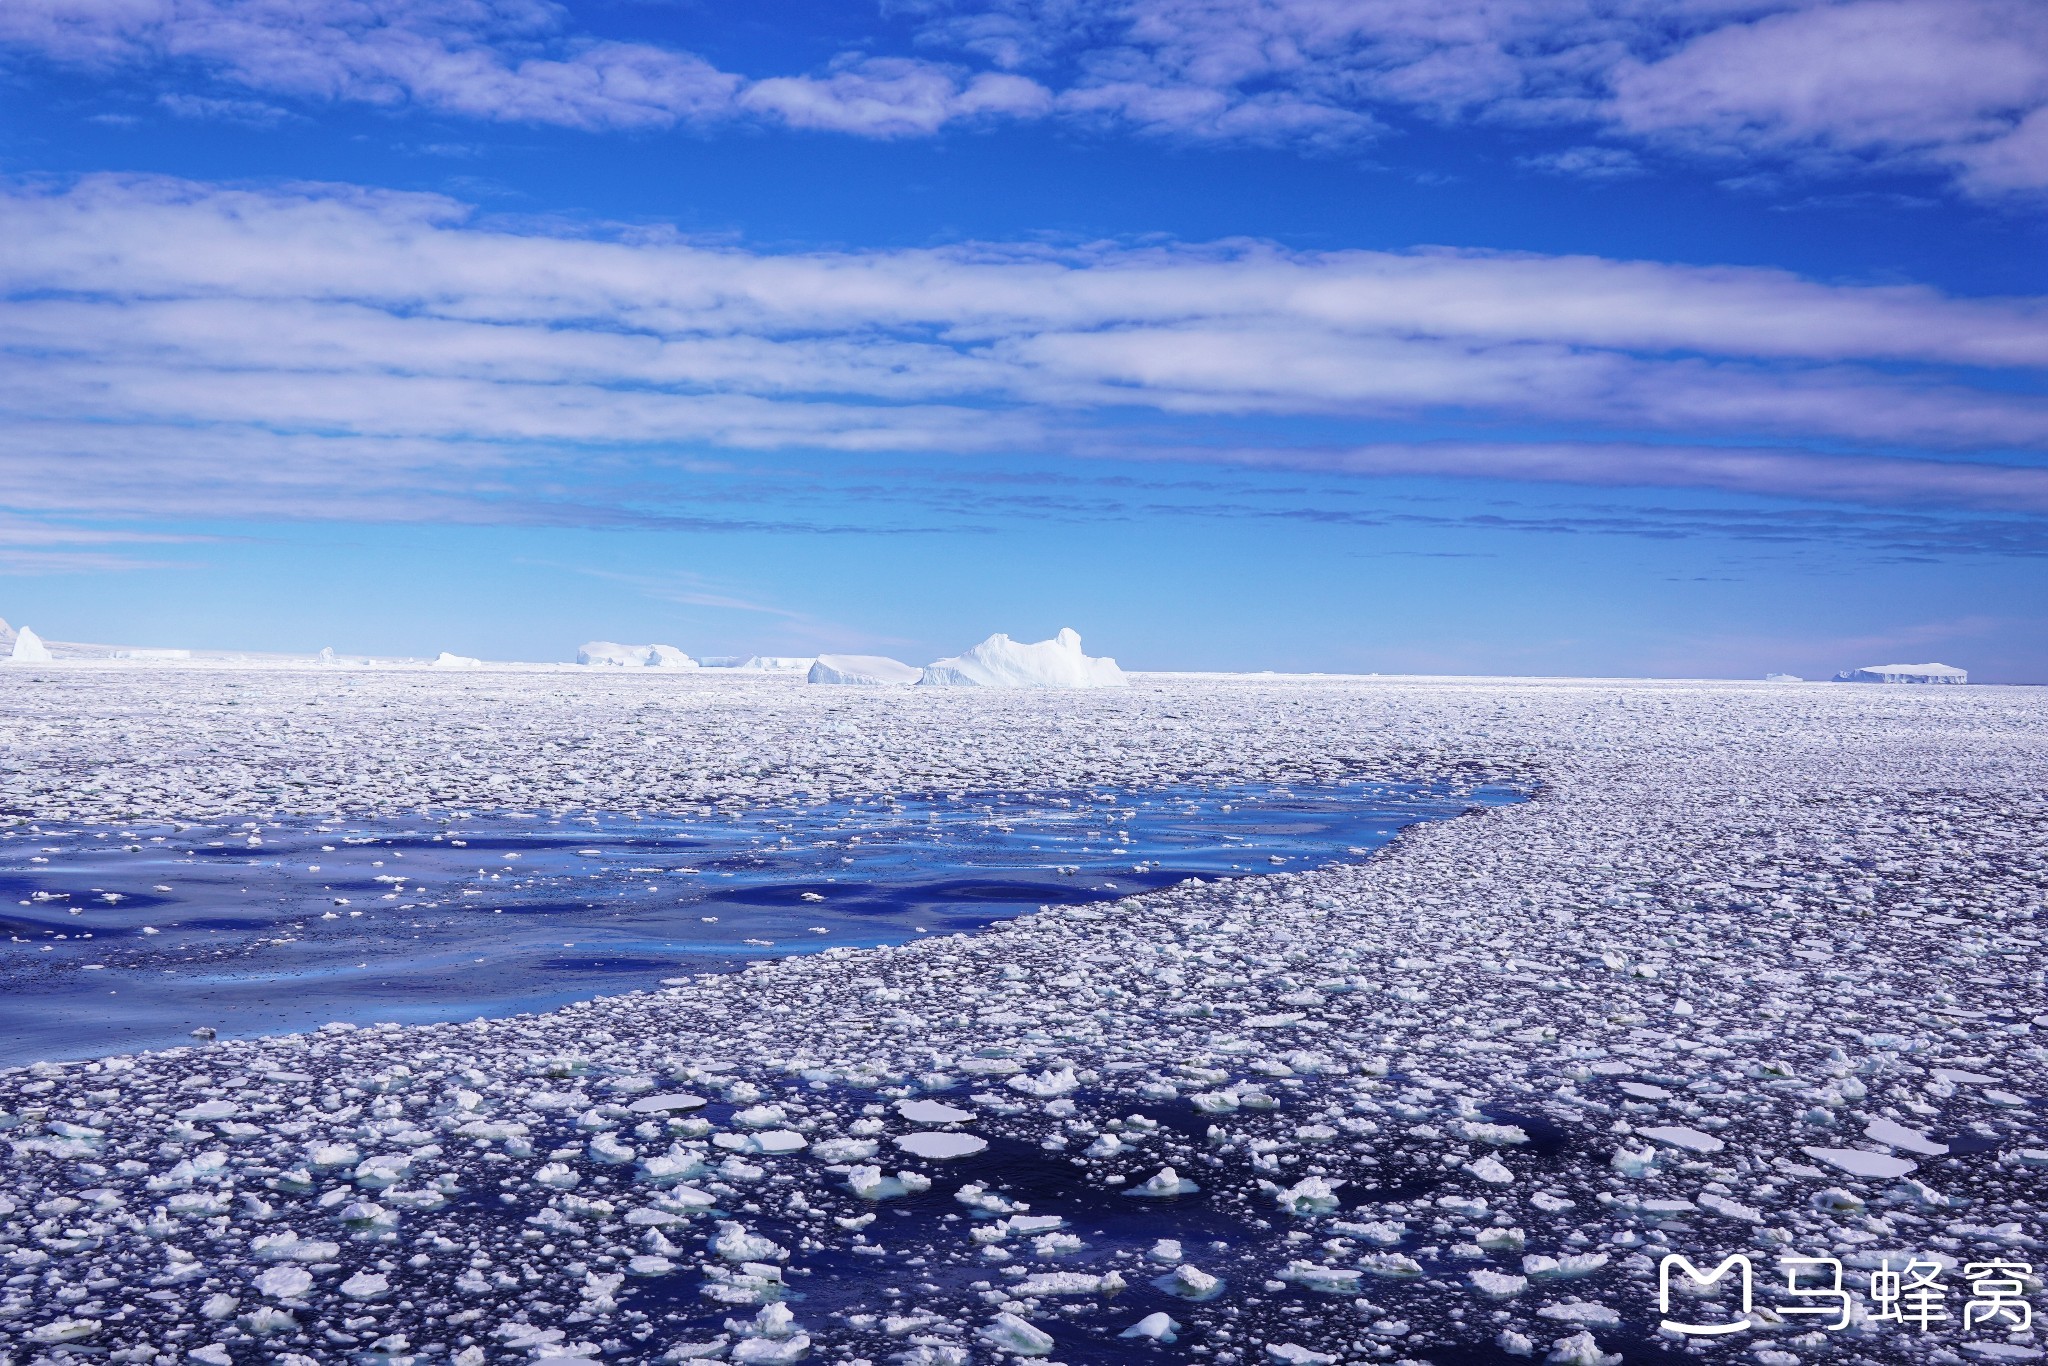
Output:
[
  {"xmin": 3, "ymin": 174, "xmax": 2046, "ymax": 522},
  {"xmin": 6, "ymin": 1, "xmax": 2045, "ymax": 192}
]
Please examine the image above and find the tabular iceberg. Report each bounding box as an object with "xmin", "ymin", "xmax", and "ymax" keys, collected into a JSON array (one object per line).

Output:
[
  {"xmin": 577, "ymin": 641, "xmax": 699, "ymax": 668},
  {"xmin": 808, "ymin": 654, "xmax": 921, "ymax": 686},
  {"xmin": 8, "ymin": 626, "xmax": 52, "ymax": 663},
  {"xmin": 918, "ymin": 628, "xmax": 1126, "ymax": 689},
  {"xmin": 1831, "ymin": 662, "xmax": 1967, "ymax": 684},
  {"xmin": 430, "ymin": 651, "xmax": 482, "ymax": 669}
]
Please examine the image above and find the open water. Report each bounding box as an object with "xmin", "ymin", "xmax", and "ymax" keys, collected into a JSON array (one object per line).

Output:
[{"xmin": 0, "ymin": 781, "xmax": 1523, "ymax": 1063}]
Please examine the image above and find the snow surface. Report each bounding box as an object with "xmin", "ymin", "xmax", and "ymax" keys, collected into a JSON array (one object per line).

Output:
[
  {"xmin": 807, "ymin": 653, "xmax": 922, "ymax": 686},
  {"xmin": 0, "ymin": 668, "xmax": 2041, "ymax": 1364},
  {"xmin": 578, "ymin": 641, "xmax": 699, "ymax": 669},
  {"xmin": 919, "ymin": 627, "xmax": 1126, "ymax": 689}
]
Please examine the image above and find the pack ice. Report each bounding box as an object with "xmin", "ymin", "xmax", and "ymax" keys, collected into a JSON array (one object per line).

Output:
[
  {"xmin": 919, "ymin": 627, "xmax": 1126, "ymax": 688},
  {"xmin": 0, "ymin": 667, "xmax": 2040, "ymax": 1366}
]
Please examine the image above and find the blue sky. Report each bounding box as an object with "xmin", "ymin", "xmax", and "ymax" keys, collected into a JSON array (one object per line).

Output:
[{"xmin": 2, "ymin": 0, "xmax": 2046, "ymax": 679}]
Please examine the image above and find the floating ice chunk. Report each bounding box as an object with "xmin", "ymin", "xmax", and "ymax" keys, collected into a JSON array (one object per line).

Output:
[
  {"xmin": 252, "ymin": 1265, "xmax": 312, "ymax": 1300},
  {"xmin": 1803, "ymin": 1147, "xmax": 1918, "ymax": 1179},
  {"xmin": 1156, "ymin": 1264, "xmax": 1226, "ymax": 1300},
  {"xmin": 1006, "ymin": 1067, "xmax": 1079, "ymax": 1097},
  {"xmin": 894, "ymin": 1131, "xmax": 987, "ymax": 1160},
  {"xmin": 731, "ymin": 1335, "xmax": 811, "ymax": 1364},
  {"xmin": 1266, "ymin": 1344, "xmax": 1339, "ymax": 1364},
  {"xmin": 1698, "ymin": 1192, "xmax": 1764, "ymax": 1222},
  {"xmin": 1862, "ymin": 1117, "xmax": 1948, "ymax": 1155},
  {"xmin": 981, "ymin": 1312, "xmax": 1056, "ymax": 1355},
  {"xmin": 896, "ymin": 1098, "xmax": 973, "ymax": 1124},
  {"xmin": 1121, "ymin": 1311, "xmax": 1181, "ymax": 1343},
  {"xmin": 1273, "ymin": 1175, "xmax": 1342, "ymax": 1215},
  {"xmin": 430, "ymin": 652, "xmax": 482, "ymax": 669},
  {"xmin": 1358, "ymin": 1253, "xmax": 1424, "ymax": 1278},
  {"xmin": 714, "ymin": 1130, "xmax": 808, "ymax": 1156},
  {"xmin": 1616, "ymin": 1082, "xmax": 1669, "ymax": 1100},
  {"xmin": 627, "ymin": 1093, "xmax": 708, "ymax": 1115},
  {"xmin": 535, "ymin": 1162, "xmax": 582, "ymax": 1189},
  {"xmin": 8, "ymin": 627, "xmax": 52, "ymax": 663},
  {"xmin": 1638, "ymin": 1125, "xmax": 1723, "ymax": 1153},
  {"xmin": 1546, "ymin": 1332, "xmax": 1621, "ymax": 1366},
  {"xmin": 178, "ymin": 1099, "xmax": 240, "ymax": 1121},
  {"xmin": 1523, "ymin": 1253, "xmax": 1609, "ymax": 1281},
  {"xmin": 1016, "ymin": 1271, "xmax": 1123, "ymax": 1296},
  {"xmin": 845, "ymin": 1166, "xmax": 932, "ymax": 1200},
  {"xmin": 1462, "ymin": 1121, "xmax": 1530, "ymax": 1145},
  {"xmin": 713, "ymin": 1223, "xmax": 788, "ymax": 1263},
  {"xmin": 811, "ymin": 1138, "xmax": 879, "ymax": 1162},
  {"xmin": 918, "ymin": 628, "xmax": 1126, "ymax": 689},
  {"xmin": 1539, "ymin": 1302, "xmax": 1620, "ymax": 1326},
  {"xmin": 808, "ymin": 654, "xmax": 921, "ymax": 686},
  {"xmin": 1279, "ymin": 1261, "xmax": 1363, "ymax": 1293},
  {"xmin": 1126, "ymin": 1167, "xmax": 1200, "ymax": 1198},
  {"xmin": 340, "ymin": 1271, "xmax": 389, "ymax": 1300},
  {"xmin": 1470, "ymin": 1269, "xmax": 1528, "ymax": 1297},
  {"xmin": 1466, "ymin": 1155, "xmax": 1514, "ymax": 1184},
  {"xmin": 662, "ymin": 1336, "xmax": 730, "ymax": 1360},
  {"xmin": 1148, "ymin": 1239, "xmax": 1184, "ymax": 1263}
]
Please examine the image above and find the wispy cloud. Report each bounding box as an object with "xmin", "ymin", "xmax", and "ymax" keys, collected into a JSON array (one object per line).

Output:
[
  {"xmin": 6, "ymin": 2, "xmax": 2045, "ymax": 195},
  {"xmin": 4, "ymin": 175, "xmax": 2048, "ymax": 531}
]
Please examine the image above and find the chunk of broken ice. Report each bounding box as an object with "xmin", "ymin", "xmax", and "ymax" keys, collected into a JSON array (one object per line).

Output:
[{"xmin": 1802, "ymin": 1146, "xmax": 1918, "ymax": 1179}]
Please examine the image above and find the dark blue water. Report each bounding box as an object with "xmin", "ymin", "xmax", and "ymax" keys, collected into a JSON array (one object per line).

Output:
[{"xmin": 0, "ymin": 782, "xmax": 1521, "ymax": 1063}]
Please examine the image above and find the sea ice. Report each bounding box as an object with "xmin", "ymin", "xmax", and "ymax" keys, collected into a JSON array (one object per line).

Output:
[{"xmin": 893, "ymin": 1131, "xmax": 987, "ymax": 1159}]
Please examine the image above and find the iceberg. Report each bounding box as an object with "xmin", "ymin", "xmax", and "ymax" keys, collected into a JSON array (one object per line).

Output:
[
  {"xmin": 1763, "ymin": 673, "xmax": 1802, "ymax": 683},
  {"xmin": 808, "ymin": 654, "xmax": 920, "ymax": 686},
  {"xmin": 918, "ymin": 628, "xmax": 1126, "ymax": 689},
  {"xmin": 9, "ymin": 626, "xmax": 53, "ymax": 663},
  {"xmin": 738, "ymin": 656, "xmax": 814, "ymax": 672},
  {"xmin": 430, "ymin": 652, "xmax": 482, "ymax": 669},
  {"xmin": 577, "ymin": 642, "xmax": 699, "ymax": 669},
  {"xmin": 1831, "ymin": 663, "xmax": 1966, "ymax": 684}
]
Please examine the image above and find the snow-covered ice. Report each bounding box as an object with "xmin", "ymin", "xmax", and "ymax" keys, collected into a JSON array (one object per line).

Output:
[
  {"xmin": 918, "ymin": 627, "xmax": 1126, "ymax": 688},
  {"xmin": 1832, "ymin": 662, "xmax": 1968, "ymax": 684},
  {"xmin": 807, "ymin": 653, "xmax": 921, "ymax": 685},
  {"xmin": 578, "ymin": 641, "xmax": 699, "ymax": 669},
  {"xmin": 0, "ymin": 666, "xmax": 2040, "ymax": 1364}
]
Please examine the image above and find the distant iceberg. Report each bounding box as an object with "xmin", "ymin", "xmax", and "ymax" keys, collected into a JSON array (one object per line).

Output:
[
  {"xmin": 1831, "ymin": 662, "xmax": 1967, "ymax": 685},
  {"xmin": 1763, "ymin": 673, "xmax": 1802, "ymax": 683},
  {"xmin": 809, "ymin": 654, "xmax": 921, "ymax": 686},
  {"xmin": 8, "ymin": 626, "xmax": 52, "ymax": 663},
  {"xmin": 431, "ymin": 651, "xmax": 482, "ymax": 669},
  {"xmin": 738, "ymin": 656, "xmax": 815, "ymax": 672},
  {"xmin": 918, "ymin": 629, "xmax": 1127, "ymax": 689},
  {"xmin": 577, "ymin": 641, "xmax": 699, "ymax": 669}
]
